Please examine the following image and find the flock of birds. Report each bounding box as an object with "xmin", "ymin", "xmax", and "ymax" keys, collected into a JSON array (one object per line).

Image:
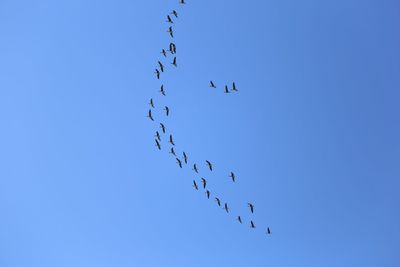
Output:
[{"xmin": 148, "ymin": 0, "xmax": 271, "ymax": 236}]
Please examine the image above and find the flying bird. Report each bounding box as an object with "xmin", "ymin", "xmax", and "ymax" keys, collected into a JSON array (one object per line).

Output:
[
  {"xmin": 192, "ymin": 164, "xmax": 198, "ymax": 173},
  {"xmin": 164, "ymin": 106, "xmax": 170, "ymax": 116},
  {"xmin": 215, "ymin": 197, "xmax": 221, "ymax": 206},
  {"xmin": 193, "ymin": 180, "xmax": 198, "ymax": 190},
  {"xmin": 167, "ymin": 26, "xmax": 174, "ymax": 38},
  {"xmin": 155, "ymin": 139, "xmax": 161, "ymax": 150},
  {"xmin": 171, "ymin": 10, "xmax": 178, "ymax": 18},
  {"xmin": 170, "ymin": 147, "xmax": 176, "ymax": 156},
  {"xmin": 171, "ymin": 57, "xmax": 177, "ymax": 67},
  {"xmin": 176, "ymin": 158, "xmax": 182, "ymax": 168},
  {"xmin": 180, "ymin": 0, "xmax": 186, "ymax": 4},
  {"xmin": 149, "ymin": 98, "xmax": 155, "ymax": 108},
  {"xmin": 155, "ymin": 69, "xmax": 160, "ymax": 79},
  {"xmin": 205, "ymin": 160, "xmax": 213, "ymax": 171},
  {"xmin": 248, "ymin": 203, "xmax": 254, "ymax": 213},
  {"xmin": 209, "ymin": 80, "xmax": 216, "ymax": 88},
  {"xmin": 166, "ymin": 15, "xmax": 173, "ymax": 24},
  {"xmin": 169, "ymin": 43, "xmax": 176, "ymax": 54},
  {"xmin": 147, "ymin": 109, "xmax": 154, "ymax": 121},
  {"xmin": 232, "ymin": 82, "xmax": 238, "ymax": 91},
  {"xmin": 224, "ymin": 85, "xmax": 230, "ymax": 93},
  {"xmin": 237, "ymin": 216, "xmax": 242, "ymax": 224},
  {"xmin": 160, "ymin": 123, "xmax": 166, "ymax": 133},
  {"xmin": 224, "ymin": 203, "xmax": 229, "ymax": 213},
  {"xmin": 161, "ymin": 49, "xmax": 167, "ymax": 57},
  {"xmin": 201, "ymin": 178, "xmax": 207, "ymax": 189},
  {"xmin": 169, "ymin": 134, "xmax": 175, "ymax": 146},
  {"xmin": 206, "ymin": 190, "xmax": 210, "ymax": 199},
  {"xmin": 155, "ymin": 131, "xmax": 161, "ymax": 141},
  {"xmin": 229, "ymin": 172, "xmax": 236, "ymax": 182},
  {"xmin": 182, "ymin": 152, "xmax": 188, "ymax": 164},
  {"xmin": 266, "ymin": 227, "xmax": 271, "ymax": 235},
  {"xmin": 160, "ymin": 85, "xmax": 166, "ymax": 96},
  {"xmin": 250, "ymin": 221, "xmax": 256, "ymax": 228},
  {"xmin": 158, "ymin": 61, "xmax": 164, "ymax": 72}
]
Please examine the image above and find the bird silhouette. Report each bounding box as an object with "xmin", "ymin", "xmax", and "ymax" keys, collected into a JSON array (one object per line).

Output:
[
  {"xmin": 169, "ymin": 134, "xmax": 175, "ymax": 146},
  {"xmin": 155, "ymin": 131, "xmax": 161, "ymax": 141},
  {"xmin": 229, "ymin": 172, "xmax": 236, "ymax": 182},
  {"xmin": 158, "ymin": 61, "xmax": 164, "ymax": 72},
  {"xmin": 205, "ymin": 160, "xmax": 213, "ymax": 171},
  {"xmin": 248, "ymin": 203, "xmax": 254, "ymax": 213},
  {"xmin": 180, "ymin": 0, "xmax": 186, "ymax": 4},
  {"xmin": 209, "ymin": 80, "xmax": 216, "ymax": 88},
  {"xmin": 164, "ymin": 106, "xmax": 170, "ymax": 116},
  {"xmin": 193, "ymin": 180, "xmax": 198, "ymax": 190},
  {"xmin": 167, "ymin": 26, "xmax": 174, "ymax": 38},
  {"xmin": 160, "ymin": 123, "xmax": 166, "ymax": 133},
  {"xmin": 266, "ymin": 227, "xmax": 271, "ymax": 235},
  {"xmin": 224, "ymin": 203, "xmax": 229, "ymax": 213},
  {"xmin": 160, "ymin": 85, "xmax": 166, "ymax": 96},
  {"xmin": 171, "ymin": 10, "xmax": 178, "ymax": 18},
  {"xmin": 155, "ymin": 69, "xmax": 160, "ymax": 79},
  {"xmin": 161, "ymin": 49, "xmax": 167, "ymax": 57},
  {"xmin": 201, "ymin": 178, "xmax": 207, "ymax": 189},
  {"xmin": 155, "ymin": 139, "xmax": 161, "ymax": 150},
  {"xmin": 250, "ymin": 221, "xmax": 256, "ymax": 228},
  {"xmin": 183, "ymin": 152, "xmax": 188, "ymax": 164},
  {"xmin": 166, "ymin": 15, "xmax": 173, "ymax": 24},
  {"xmin": 206, "ymin": 190, "xmax": 211, "ymax": 199},
  {"xmin": 171, "ymin": 57, "xmax": 177, "ymax": 67},
  {"xmin": 224, "ymin": 85, "xmax": 230, "ymax": 93},
  {"xmin": 215, "ymin": 197, "xmax": 221, "ymax": 206},
  {"xmin": 149, "ymin": 98, "xmax": 155, "ymax": 108},
  {"xmin": 192, "ymin": 163, "xmax": 198, "ymax": 173},
  {"xmin": 169, "ymin": 43, "xmax": 176, "ymax": 54},
  {"xmin": 232, "ymin": 82, "xmax": 238, "ymax": 92},
  {"xmin": 237, "ymin": 216, "xmax": 242, "ymax": 224},
  {"xmin": 170, "ymin": 147, "xmax": 176, "ymax": 156},
  {"xmin": 176, "ymin": 158, "xmax": 182, "ymax": 168},
  {"xmin": 147, "ymin": 109, "xmax": 154, "ymax": 121}
]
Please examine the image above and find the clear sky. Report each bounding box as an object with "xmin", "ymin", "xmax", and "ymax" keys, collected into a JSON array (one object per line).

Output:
[{"xmin": 0, "ymin": 0, "xmax": 399, "ymax": 266}]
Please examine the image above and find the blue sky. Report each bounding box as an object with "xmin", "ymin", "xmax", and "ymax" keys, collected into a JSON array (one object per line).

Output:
[{"xmin": 0, "ymin": 0, "xmax": 399, "ymax": 266}]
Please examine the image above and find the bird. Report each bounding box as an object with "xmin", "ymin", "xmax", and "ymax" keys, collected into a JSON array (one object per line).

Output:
[
  {"xmin": 229, "ymin": 172, "xmax": 236, "ymax": 182},
  {"xmin": 155, "ymin": 69, "xmax": 160, "ymax": 79},
  {"xmin": 232, "ymin": 82, "xmax": 238, "ymax": 92},
  {"xmin": 250, "ymin": 221, "xmax": 256, "ymax": 228},
  {"xmin": 237, "ymin": 216, "xmax": 242, "ymax": 224},
  {"xmin": 160, "ymin": 123, "xmax": 166, "ymax": 133},
  {"xmin": 161, "ymin": 49, "xmax": 167, "ymax": 57},
  {"xmin": 209, "ymin": 80, "xmax": 216, "ymax": 88},
  {"xmin": 205, "ymin": 160, "xmax": 213, "ymax": 171},
  {"xmin": 224, "ymin": 85, "xmax": 230, "ymax": 93},
  {"xmin": 155, "ymin": 139, "xmax": 161, "ymax": 150},
  {"xmin": 170, "ymin": 147, "xmax": 176, "ymax": 156},
  {"xmin": 158, "ymin": 61, "xmax": 164, "ymax": 72},
  {"xmin": 266, "ymin": 227, "xmax": 271, "ymax": 235},
  {"xmin": 171, "ymin": 57, "xmax": 177, "ymax": 67},
  {"xmin": 180, "ymin": 0, "xmax": 186, "ymax": 4},
  {"xmin": 166, "ymin": 15, "xmax": 173, "ymax": 24},
  {"xmin": 183, "ymin": 152, "xmax": 188, "ymax": 164},
  {"xmin": 201, "ymin": 178, "xmax": 207, "ymax": 189},
  {"xmin": 167, "ymin": 26, "xmax": 174, "ymax": 38},
  {"xmin": 169, "ymin": 43, "xmax": 176, "ymax": 54},
  {"xmin": 224, "ymin": 203, "xmax": 229, "ymax": 213},
  {"xmin": 206, "ymin": 190, "xmax": 211, "ymax": 199},
  {"xmin": 155, "ymin": 131, "xmax": 161, "ymax": 141},
  {"xmin": 215, "ymin": 197, "xmax": 221, "ymax": 206},
  {"xmin": 147, "ymin": 109, "xmax": 154, "ymax": 121},
  {"xmin": 169, "ymin": 134, "xmax": 175, "ymax": 146},
  {"xmin": 192, "ymin": 163, "xmax": 198, "ymax": 173},
  {"xmin": 193, "ymin": 180, "xmax": 198, "ymax": 190},
  {"xmin": 171, "ymin": 10, "xmax": 178, "ymax": 18},
  {"xmin": 164, "ymin": 106, "xmax": 170, "ymax": 116},
  {"xmin": 160, "ymin": 85, "xmax": 166, "ymax": 96},
  {"xmin": 248, "ymin": 203, "xmax": 254, "ymax": 213},
  {"xmin": 149, "ymin": 98, "xmax": 155, "ymax": 108},
  {"xmin": 176, "ymin": 158, "xmax": 182, "ymax": 168}
]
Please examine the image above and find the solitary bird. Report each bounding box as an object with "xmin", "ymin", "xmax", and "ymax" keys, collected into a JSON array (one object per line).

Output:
[
  {"xmin": 192, "ymin": 164, "xmax": 198, "ymax": 173},
  {"xmin": 164, "ymin": 106, "xmax": 170, "ymax": 116},
  {"xmin": 229, "ymin": 172, "xmax": 236, "ymax": 182},
  {"xmin": 201, "ymin": 178, "xmax": 207, "ymax": 189},
  {"xmin": 205, "ymin": 160, "xmax": 213, "ymax": 171},
  {"xmin": 147, "ymin": 109, "xmax": 154, "ymax": 121},
  {"xmin": 183, "ymin": 152, "xmax": 188, "ymax": 164},
  {"xmin": 169, "ymin": 134, "xmax": 175, "ymax": 146},
  {"xmin": 224, "ymin": 85, "xmax": 230, "ymax": 93},
  {"xmin": 167, "ymin": 26, "xmax": 174, "ymax": 38},
  {"xmin": 176, "ymin": 158, "xmax": 182, "ymax": 168},
  {"xmin": 166, "ymin": 15, "xmax": 173, "ymax": 24},
  {"xmin": 158, "ymin": 61, "xmax": 164, "ymax": 72},
  {"xmin": 237, "ymin": 216, "xmax": 242, "ymax": 224},
  {"xmin": 215, "ymin": 197, "xmax": 221, "ymax": 206},
  {"xmin": 248, "ymin": 203, "xmax": 254, "ymax": 213},
  {"xmin": 170, "ymin": 147, "xmax": 176, "ymax": 156},
  {"xmin": 206, "ymin": 190, "xmax": 211, "ymax": 199},
  {"xmin": 155, "ymin": 131, "xmax": 161, "ymax": 141},
  {"xmin": 171, "ymin": 10, "xmax": 178, "ymax": 18},
  {"xmin": 209, "ymin": 80, "xmax": 216, "ymax": 88},
  {"xmin": 149, "ymin": 98, "xmax": 155, "ymax": 108},
  {"xmin": 193, "ymin": 180, "xmax": 198, "ymax": 190},
  {"xmin": 160, "ymin": 85, "xmax": 166, "ymax": 96},
  {"xmin": 161, "ymin": 49, "xmax": 167, "ymax": 57},
  {"xmin": 155, "ymin": 69, "xmax": 160, "ymax": 79},
  {"xmin": 224, "ymin": 203, "xmax": 229, "ymax": 213},
  {"xmin": 250, "ymin": 221, "xmax": 256, "ymax": 228},
  {"xmin": 232, "ymin": 82, "xmax": 238, "ymax": 91},
  {"xmin": 155, "ymin": 139, "xmax": 161, "ymax": 150},
  {"xmin": 171, "ymin": 57, "xmax": 177, "ymax": 67},
  {"xmin": 266, "ymin": 227, "xmax": 271, "ymax": 235},
  {"xmin": 160, "ymin": 123, "xmax": 166, "ymax": 133}
]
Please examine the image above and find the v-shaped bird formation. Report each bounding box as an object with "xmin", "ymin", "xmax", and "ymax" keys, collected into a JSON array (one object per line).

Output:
[{"xmin": 148, "ymin": 1, "xmax": 271, "ymax": 237}]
